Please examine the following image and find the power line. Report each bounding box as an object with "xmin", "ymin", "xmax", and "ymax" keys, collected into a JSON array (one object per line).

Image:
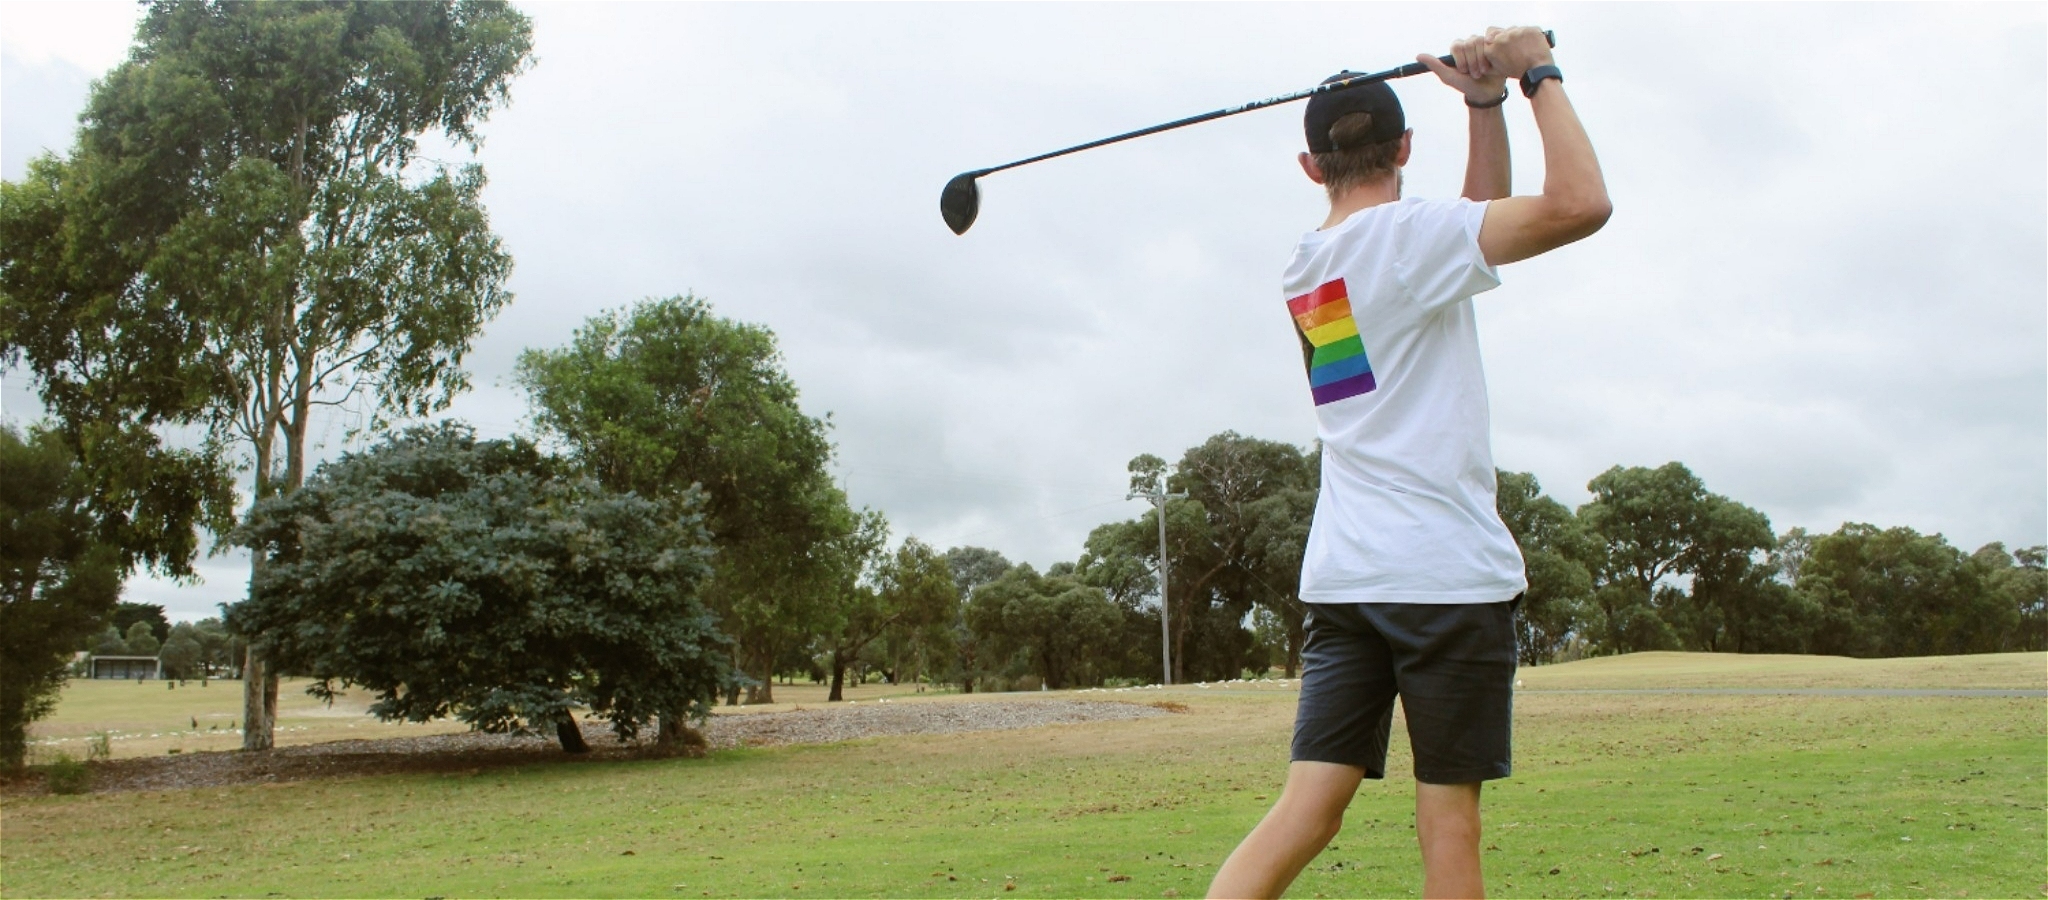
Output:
[
  {"xmin": 836, "ymin": 463, "xmax": 1118, "ymax": 494},
  {"xmin": 948, "ymin": 496, "xmax": 1137, "ymax": 543}
]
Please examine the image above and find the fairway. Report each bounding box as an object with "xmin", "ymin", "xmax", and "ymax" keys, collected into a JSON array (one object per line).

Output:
[
  {"xmin": 2, "ymin": 653, "xmax": 2041, "ymax": 899},
  {"xmin": 22, "ymin": 675, "xmax": 939, "ymax": 762}
]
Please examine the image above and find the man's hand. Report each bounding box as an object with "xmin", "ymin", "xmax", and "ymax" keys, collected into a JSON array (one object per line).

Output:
[
  {"xmin": 1481, "ymin": 26, "xmax": 1555, "ymax": 79},
  {"xmin": 1419, "ymin": 30, "xmax": 1507, "ymax": 105}
]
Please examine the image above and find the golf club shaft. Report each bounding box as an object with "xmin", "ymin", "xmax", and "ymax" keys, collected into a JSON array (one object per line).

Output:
[{"xmin": 971, "ymin": 31, "xmax": 1553, "ymax": 181}]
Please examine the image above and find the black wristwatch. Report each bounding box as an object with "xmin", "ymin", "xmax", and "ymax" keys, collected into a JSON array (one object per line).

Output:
[{"xmin": 1519, "ymin": 64, "xmax": 1563, "ymax": 98}]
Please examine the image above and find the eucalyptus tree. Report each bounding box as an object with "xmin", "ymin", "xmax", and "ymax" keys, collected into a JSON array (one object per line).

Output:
[
  {"xmin": 0, "ymin": 1, "xmax": 534, "ymax": 750},
  {"xmin": 516, "ymin": 295, "xmax": 847, "ymax": 708},
  {"xmin": 1494, "ymin": 470, "xmax": 1594, "ymax": 665},
  {"xmin": 872, "ymin": 538, "xmax": 963, "ymax": 690},
  {"xmin": 1576, "ymin": 463, "xmax": 1779, "ymax": 655},
  {"xmin": 1233, "ymin": 447, "xmax": 1318, "ymax": 676},
  {"xmin": 1126, "ymin": 434, "xmax": 1315, "ymax": 682},
  {"xmin": 942, "ymin": 546, "xmax": 1012, "ymax": 693},
  {"xmin": 965, "ymin": 565, "xmax": 1124, "ymax": 690},
  {"xmin": 1796, "ymin": 525, "xmax": 2006, "ymax": 658},
  {"xmin": 819, "ymin": 533, "xmax": 957, "ymax": 701},
  {"xmin": 1973, "ymin": 544, "xmax": 2047, "ymax": 652},
  {"xmin": 1674, "ymin": 495, "xmax": 1788, "ymax": 653},
  {"xmin": 1575, "ymin": 463, "xmax": 1703, "ymax": 653}
]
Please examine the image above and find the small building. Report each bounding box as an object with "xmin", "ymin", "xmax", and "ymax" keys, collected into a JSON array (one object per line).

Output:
[{"xmin": 90, "ymin": 656, "xmax": 161, "ymax": 680}]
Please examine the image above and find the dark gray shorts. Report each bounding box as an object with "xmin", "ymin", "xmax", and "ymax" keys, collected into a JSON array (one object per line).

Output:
[{"xmin": 1290, "ymin": 597, "xmax": 1519, "ymax": 784}]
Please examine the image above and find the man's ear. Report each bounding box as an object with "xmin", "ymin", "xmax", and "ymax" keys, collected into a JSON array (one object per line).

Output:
[
  {"xmin": 1298, "ymin": 151, "xmax": 1326, "ymax": 185},
  {"xmin": 1394, "ymin": 130, "xmax": 1414, "ymax": 168}
]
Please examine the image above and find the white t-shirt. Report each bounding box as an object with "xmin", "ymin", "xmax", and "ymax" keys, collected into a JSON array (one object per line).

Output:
[{"xmin": 1283, "ymin": 196, "xmax": 1527, "ymax": 605}]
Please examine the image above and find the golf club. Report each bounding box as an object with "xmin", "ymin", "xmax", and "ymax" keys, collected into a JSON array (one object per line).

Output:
[{"xmin": 940, "ymin": 31, "xmax": 1553, "ymax": 235}]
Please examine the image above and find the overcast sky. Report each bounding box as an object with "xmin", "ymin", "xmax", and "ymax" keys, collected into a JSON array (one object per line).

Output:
[{"xmin": 4, "ymin": 2, "xmax": 2043, "ymax": 623}]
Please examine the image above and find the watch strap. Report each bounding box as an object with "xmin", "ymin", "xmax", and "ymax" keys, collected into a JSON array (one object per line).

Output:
[
  {"xmin": 1520, "ymin": 64, "xmax": 1563, "ymax": 98},
  {"xmin": 1466, "ymin": 88, "xmax": 1510, "ymax": 110}
]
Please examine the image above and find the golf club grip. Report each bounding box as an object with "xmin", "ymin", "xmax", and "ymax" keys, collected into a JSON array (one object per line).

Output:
[{"xmin": 1383, "ymin": 30, "xmax": 1557, "ymax": 81}]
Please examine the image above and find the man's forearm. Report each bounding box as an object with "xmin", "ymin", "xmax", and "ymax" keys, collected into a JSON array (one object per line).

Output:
[
  {"xmin": 1462, "ymin": 106, "xmax": 1510, "ymax": 201},
  {"xmin": 1529, "ymin": 83, "xmax": 1608, "ymax": 219}
]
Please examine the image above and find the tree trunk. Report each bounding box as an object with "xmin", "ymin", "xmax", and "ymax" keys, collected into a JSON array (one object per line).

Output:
[
  {"xmin": 656, "ymin": 714, "xmax": 705, "ymax": 751},
  {"xmin": 239, "ymin": 648, "xmax": 276, "ymax": 751},
  {"xmin": 555, "ymin": 713, "xmax": 590, "ymax": 754},
  {"xmin": 827, "ymin": 650, "xmax": 846, "ymax": 702},
  {"xmin": 240, "ymin": 367, "xmax": 288, "ymax": 752},
  {"xmin": 724, "ymin": 648, "xmax": 742, "ymax": 706},
  {"xmin": 1284, "ymin": 601, "xmax": 1305, "ymax": 678},
  {"xmin": 748, "ymin": 653, "xmax": 775, "ymax": 705}
]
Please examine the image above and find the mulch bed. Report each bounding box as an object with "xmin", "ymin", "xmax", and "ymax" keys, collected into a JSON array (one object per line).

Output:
[{"xmin": 3, "ymin": 699, "xmax": 1166, "ymax": 796}]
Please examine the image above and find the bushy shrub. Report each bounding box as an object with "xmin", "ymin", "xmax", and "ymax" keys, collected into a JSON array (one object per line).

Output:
[{"xmin": 229, "ymin": 423, "xmax": 736, "ymax": 753}]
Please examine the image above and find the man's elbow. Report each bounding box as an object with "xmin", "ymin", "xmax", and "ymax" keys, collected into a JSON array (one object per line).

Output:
[
  {"xmin": 1573, "ymin": 192, "xmax": 1613, "ymax": 229},
  {"xmin": 1558, "ymin": 195, "xmax": 1612, "ymax": 241}
]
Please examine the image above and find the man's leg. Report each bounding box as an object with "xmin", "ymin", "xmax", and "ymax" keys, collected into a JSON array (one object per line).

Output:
[
  {"xmin": 1207, "ymin": 761, "xmax": 1365, "ymax": 899},
  {"xmin": 1415, "ymin": 780, "xmax": 1484, "ymax": 899},
  {"xmin": 1372, "ymin": 599, "xmax": 1517, "ymax": 899}
]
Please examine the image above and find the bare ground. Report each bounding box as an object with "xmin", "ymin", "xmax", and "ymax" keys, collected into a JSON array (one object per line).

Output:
[{"xmin": 2, "ymin": 699, "xmax": 1166, "ymax": 797}]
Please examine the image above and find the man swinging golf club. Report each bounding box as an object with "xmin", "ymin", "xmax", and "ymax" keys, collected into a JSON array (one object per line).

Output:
[{"xmin": 1208, "ymin": 26, "xmax": 1609, "ymax": 900}]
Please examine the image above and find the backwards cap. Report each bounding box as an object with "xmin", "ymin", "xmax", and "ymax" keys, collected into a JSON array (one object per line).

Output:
[{"xmin": 1303, "ymin": 72, "xmax": 1405, "ymax": 153}]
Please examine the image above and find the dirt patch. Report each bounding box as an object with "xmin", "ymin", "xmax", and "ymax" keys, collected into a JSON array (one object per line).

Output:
[{"xmin": 2, "ymin": 699, "xmax": 1163, "ymax": 797}]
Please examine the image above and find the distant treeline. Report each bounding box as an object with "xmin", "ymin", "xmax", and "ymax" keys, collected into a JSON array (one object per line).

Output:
[
  {"xmin": 8, "ymin": 293, "xmax": 2039, "ymax": 766},
  {"xmin": 1015, "ymin": 433, "xmax": 2047, "ymax": 684}
]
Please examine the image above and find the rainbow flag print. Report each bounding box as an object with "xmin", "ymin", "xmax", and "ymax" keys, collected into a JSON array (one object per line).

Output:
[{"xmin": 1288, "ymin": 278, "xmax": 1376, "ymax": 406}]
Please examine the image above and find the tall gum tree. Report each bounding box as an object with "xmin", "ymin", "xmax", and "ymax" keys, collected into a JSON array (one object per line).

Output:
[
  {"xmin": 1495, "ymin": 469, "xmax": 1595, "ymax": 665},
  {"xmin": 0, "ymin": 1, "xmax": 533, "ymax": 749},
  {"xmin": 942, "ymin": 546, "xmax": 1013, "ymax": 693},
  {"xmin": 517, "ymin": 295, "xmax": 846, "ymax": 715},
  {"xmin": 1097, "ymin": 435, "xmax": 1314, "ymax": 683}
]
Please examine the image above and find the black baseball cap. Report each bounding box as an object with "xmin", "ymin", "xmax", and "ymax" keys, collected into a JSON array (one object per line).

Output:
[{"xmin": 1303, "ymin": 72, "xmax": 1404, "ymax": 153}]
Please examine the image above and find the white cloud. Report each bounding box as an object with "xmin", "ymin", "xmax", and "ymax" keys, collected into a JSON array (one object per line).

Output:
[
  {"xmin": 4, "ymin": 3, "xmax": 2043, "ymax": 620},
  {"xmin": 0, "ymin": 0, "xmax": 139, "ymax": 71}
]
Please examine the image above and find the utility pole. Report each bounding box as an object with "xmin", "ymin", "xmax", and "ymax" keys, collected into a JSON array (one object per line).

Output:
[{"xmin": 1129, "ymin": 473, "xmax": 1186, "ymax": 685}]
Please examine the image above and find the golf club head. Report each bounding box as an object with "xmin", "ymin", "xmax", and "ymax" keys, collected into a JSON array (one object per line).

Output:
[{"xmin": 941, "ymin": 172, "xmax": 981, "ymax": 235}]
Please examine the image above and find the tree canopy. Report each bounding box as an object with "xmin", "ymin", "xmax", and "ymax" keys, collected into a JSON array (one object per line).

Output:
[
  {"xmin": 517, "ymin": 294, "xmax": 849, "ymax": 704},
  {"xmin": 965, "ymin": 565, "xmax": 1122, "ymax": 691},
  {"xmin": 228, "ymin": 423, "xmax": 734, "ymax": 753},
  {"xmin": 0, "ymin": 0, "xmax": 534, "ymax": 750},
  {"xmin": 1076, "ymin": 433, "xmax": 1318, "ymax": 683},
  {"xmin": 0, "ymin": 425, "xmax": 126, "ymax": 768}
]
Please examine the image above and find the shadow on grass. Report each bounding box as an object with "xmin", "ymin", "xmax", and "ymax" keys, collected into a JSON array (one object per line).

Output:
[{"xmin": 1, "ymin": 722, "xmax": 701, "ymax": 798}]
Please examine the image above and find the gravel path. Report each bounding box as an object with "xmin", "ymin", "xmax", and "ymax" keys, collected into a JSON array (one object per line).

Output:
[
  {"xmin": 2, "ymin": 699, "xmax": 1167, "ymax": 797},
  {"xmin": 703, "ymin": 698, "xmax": 1164, "ymax": 748}
]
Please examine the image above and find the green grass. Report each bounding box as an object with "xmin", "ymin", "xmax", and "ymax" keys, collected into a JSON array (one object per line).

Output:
[
  {"xmin": 25, "ymin": 676, "xmax": 931, "ymax": 760},
  {"xmin": 24, "ymin": 675, "xmax": 473, "ymax": 760},
  {"xmin": 1515, "ymin": 650, "xmax": 2048, "ymax": 691},
  {"xmin": 3, "ymin": 653, "xmax": 2042, "ymax": 899}
]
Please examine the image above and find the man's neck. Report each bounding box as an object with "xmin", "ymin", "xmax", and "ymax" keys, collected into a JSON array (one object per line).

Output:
[{"xmin": 1319, "ymin": 174, "xmax": 1401, "ymax": 230}]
